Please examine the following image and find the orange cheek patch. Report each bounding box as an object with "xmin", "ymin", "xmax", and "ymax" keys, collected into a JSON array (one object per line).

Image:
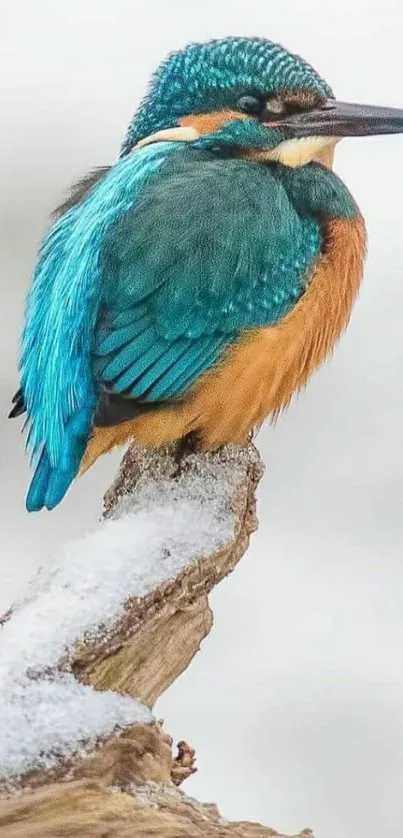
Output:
[{"xmin": 179, "ymin": 110, "xmax": 245, "ymax": 135}]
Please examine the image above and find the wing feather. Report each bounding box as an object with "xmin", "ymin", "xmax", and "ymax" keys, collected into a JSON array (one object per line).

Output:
[
  {"xmin": 94, "ymin": 150, "xmax": 322, "ymax": 421},
  {"xmin": 20, "ymin": 142, "xmax": 175, "ymax": 509}
]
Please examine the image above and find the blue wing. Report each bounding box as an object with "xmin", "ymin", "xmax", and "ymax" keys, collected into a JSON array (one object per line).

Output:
[{"xmin": 21, "ymin": 143, "xmax": 175, "ymax": 511}]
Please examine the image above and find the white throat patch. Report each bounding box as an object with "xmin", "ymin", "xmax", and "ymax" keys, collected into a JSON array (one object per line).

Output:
[{"xmin": 267, "ymin": 135, "xmax": 338, "ymax": 168}]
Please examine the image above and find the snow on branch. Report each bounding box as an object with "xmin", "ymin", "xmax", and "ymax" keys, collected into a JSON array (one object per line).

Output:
[{"xmin": 0, "ymin": 442, "xmax": 313, "ymax": 838}]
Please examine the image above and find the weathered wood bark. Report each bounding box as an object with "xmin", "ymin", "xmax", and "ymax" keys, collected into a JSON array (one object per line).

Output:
[{"xmin": 0, "ymin": 443, "xmax": 313, "ymax": 838}]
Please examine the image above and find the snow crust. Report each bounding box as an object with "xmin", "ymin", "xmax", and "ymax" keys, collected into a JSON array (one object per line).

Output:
[{"xmin": 0, "ymin": 447, "xmax": 248, "ymax": 782}]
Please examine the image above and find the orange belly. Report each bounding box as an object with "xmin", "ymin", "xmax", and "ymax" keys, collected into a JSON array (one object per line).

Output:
[{"xmin": 80, "ymin": 216, "xmax": 366, "ymax": 474}]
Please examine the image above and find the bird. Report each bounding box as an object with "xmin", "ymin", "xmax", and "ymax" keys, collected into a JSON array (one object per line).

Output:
[{"xmin": 9, "ymin": 36, "xmax": 403, "ymax": 512}]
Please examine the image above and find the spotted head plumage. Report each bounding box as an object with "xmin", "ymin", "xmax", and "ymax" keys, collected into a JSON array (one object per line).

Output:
[{"xmin": 121, "ymin": 37, "xmax": 333, "ymax": 155}]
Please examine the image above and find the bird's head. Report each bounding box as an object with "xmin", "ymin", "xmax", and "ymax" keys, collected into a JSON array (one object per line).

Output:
[{"xmin": 121, "ymin": 36, "xmax": 403, "ymax": 168}]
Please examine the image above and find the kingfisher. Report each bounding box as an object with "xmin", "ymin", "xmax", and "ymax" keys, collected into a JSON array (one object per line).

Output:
[{"xmin": 9, "ymin": 36, "xmax": 403, "ymax": 511}]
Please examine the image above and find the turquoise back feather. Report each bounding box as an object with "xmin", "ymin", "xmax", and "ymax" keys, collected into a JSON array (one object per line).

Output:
[
  {"xmin": 21, "ymin": 143, "xmax": 174, "ymax": 510},
  {"xmin": 94, "ymin": 149, "xmax": 322, "ymax": 404}
]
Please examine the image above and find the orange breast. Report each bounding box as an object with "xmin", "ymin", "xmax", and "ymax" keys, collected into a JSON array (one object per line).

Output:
[{"xmin": 80, "ymin": 216, "xmax": 366, "ymax": 474}]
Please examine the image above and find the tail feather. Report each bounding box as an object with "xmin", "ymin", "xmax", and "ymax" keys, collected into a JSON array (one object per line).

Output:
[
  {"xmin": 26, "ymin": 451, "xmax": 53, "ymax": 512},
  {"xmin": 26, "ymin": 450, "xmax": 82, "ymax": 512},
  {"xmin": 26, "ymin": 427, "xmax": 89, "ymax": 512},
  {"xmin": 25, "ymin": 404, "xmax": 93, "ymax": 511},
  {"xmin": 43, "ymin": 464, "xmax": 79, "ymax": 511}
]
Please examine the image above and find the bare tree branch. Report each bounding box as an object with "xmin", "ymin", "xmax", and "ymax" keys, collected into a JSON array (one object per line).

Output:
[{"xmin": 0, "ymin": 443, "xmax": 314, "ymax": 838}]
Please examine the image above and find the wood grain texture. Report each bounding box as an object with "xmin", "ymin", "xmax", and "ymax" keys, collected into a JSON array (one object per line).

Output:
[
  {"xmin": 0, "ymin": 444, "xmax": 315, "ymax": 838},
  {"xmin": 74, "ymin": 444, "xmax": 263, "ymax": 705},
  {"xmin": 0, "ymin": 777, "xmax": 314, "ymax": 838}
]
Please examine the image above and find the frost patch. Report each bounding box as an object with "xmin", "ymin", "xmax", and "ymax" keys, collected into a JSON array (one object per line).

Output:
[
  {"xmin": 0, "ymin": 447, "xmax": 247, "ymax": 781},
  {"xmin": 0, "ymin": 675, "xmax": 151, "ymax": 781}
]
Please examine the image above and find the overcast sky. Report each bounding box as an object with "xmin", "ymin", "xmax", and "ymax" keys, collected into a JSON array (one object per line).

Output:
[{"xmin": 1, "ymin": 1, "xmax": 403, "ymax": 836}]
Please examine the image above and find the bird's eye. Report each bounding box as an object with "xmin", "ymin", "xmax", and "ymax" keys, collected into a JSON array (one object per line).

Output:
[{"xmin": 237, "ymin": 95, "xmax": 262, "ymax": 115}]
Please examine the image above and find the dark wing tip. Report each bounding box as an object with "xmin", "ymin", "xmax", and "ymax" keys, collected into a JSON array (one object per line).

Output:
[
  {"xmin": 94, "ymin": 388, "xmax": 166, "ymax": 427},
  {"xmin": 9, "ymin": 388, "xmax": 26, "ymax": 419},
  {"xmin": 11, "ymin": 387, "xmax": 22, "ymax": 404}
]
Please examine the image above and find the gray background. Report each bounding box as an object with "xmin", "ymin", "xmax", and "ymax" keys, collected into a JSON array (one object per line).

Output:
[{"xmin": 1, "ymin": 1, "xmax": 403, "ymax": 836}]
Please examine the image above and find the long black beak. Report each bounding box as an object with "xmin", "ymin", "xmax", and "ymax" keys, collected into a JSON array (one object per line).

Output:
[{"xmin": 266, "ymin": 99, "xmax": 403, "ymax": 138}]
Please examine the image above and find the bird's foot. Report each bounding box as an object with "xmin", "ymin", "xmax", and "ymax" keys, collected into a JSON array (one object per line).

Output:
[{"xmin": 174, "ymin": 431, "xmax": 201, "ymax": 463}]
